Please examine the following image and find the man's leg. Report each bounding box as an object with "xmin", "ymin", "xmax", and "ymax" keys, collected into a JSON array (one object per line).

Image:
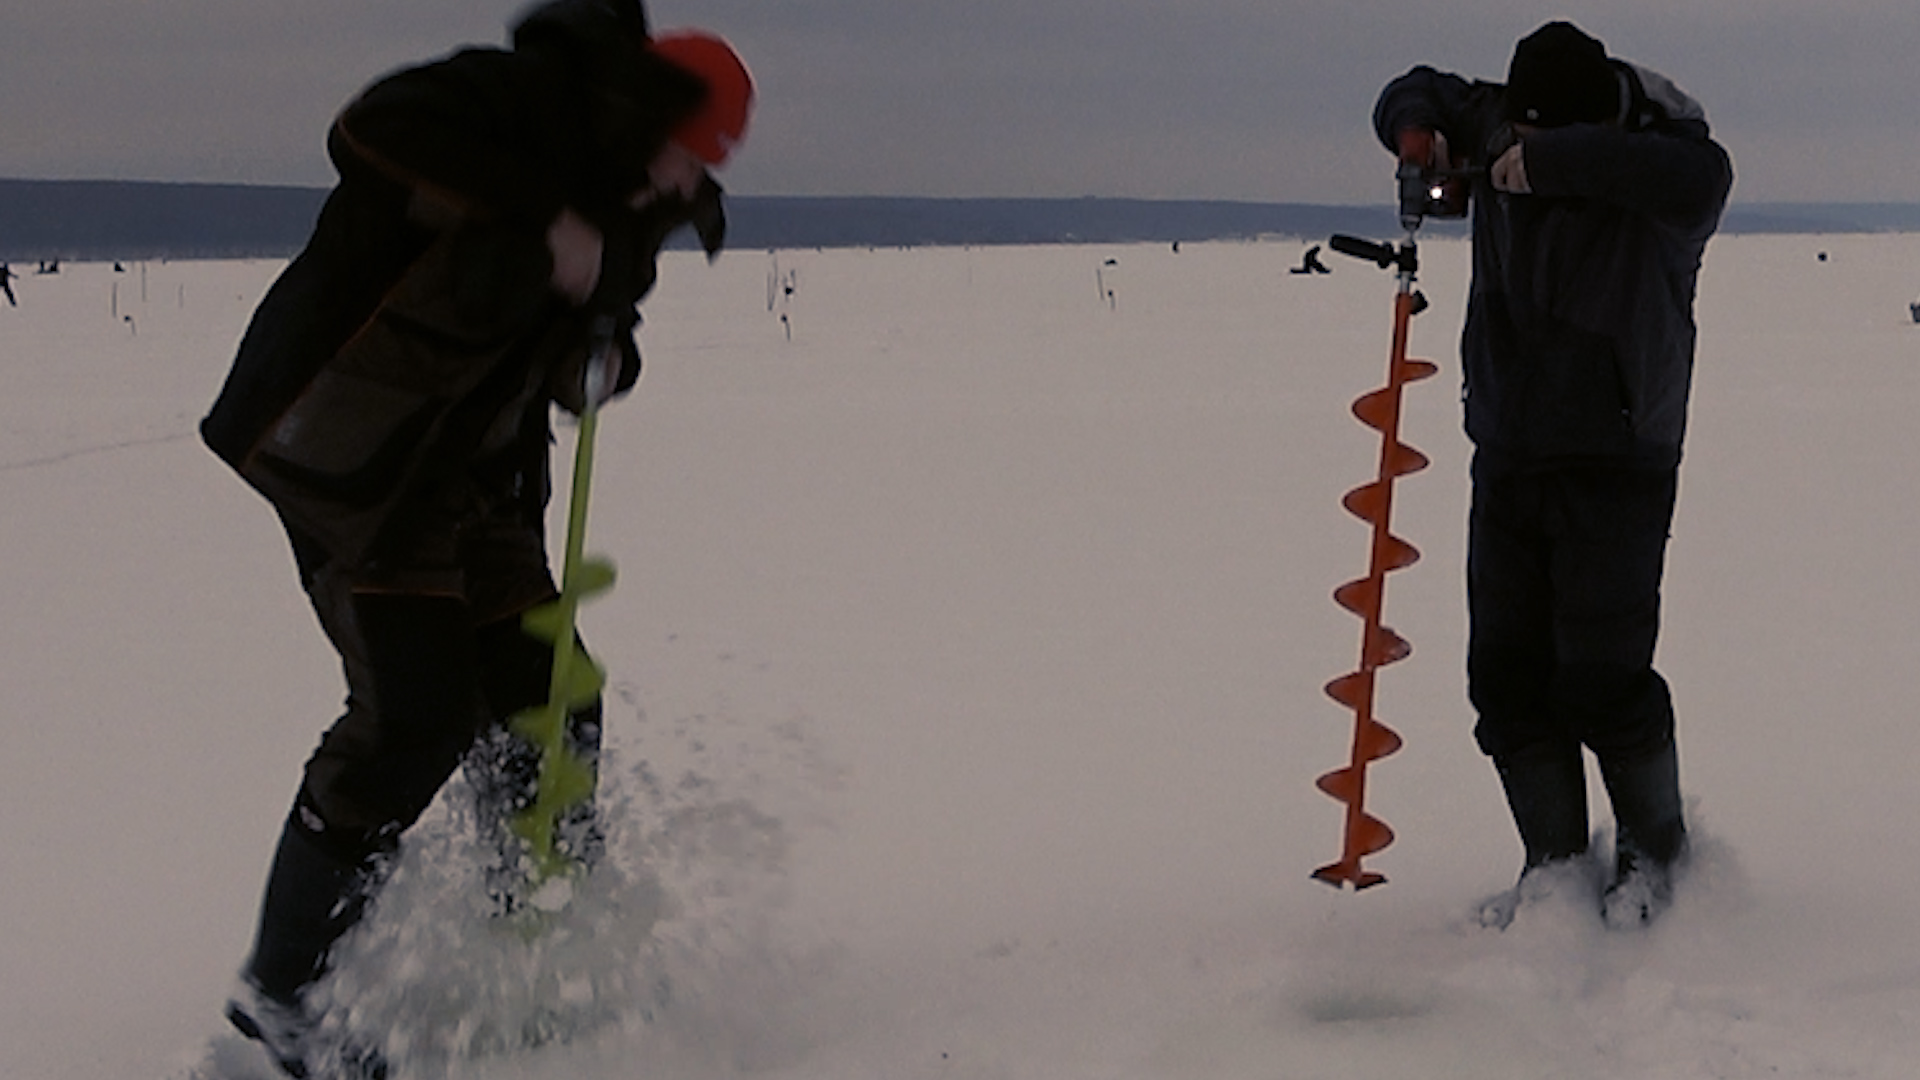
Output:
[
  {"xmin": 1468, "ymin": 463, "xmax": 1591, "ymax": 868},
  {"xmin": 241, "ymin": 580, "xmax": 487, "ymax": 1006},
  {"xmin": 1545, "ymin": 466, "xmax": 1685, "ymax": 922}
]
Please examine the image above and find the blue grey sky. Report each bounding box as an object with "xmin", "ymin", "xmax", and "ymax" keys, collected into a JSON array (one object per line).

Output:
[{"xmin": 2, "ymin": 0, "xmax": 1915, "ymax": 203}]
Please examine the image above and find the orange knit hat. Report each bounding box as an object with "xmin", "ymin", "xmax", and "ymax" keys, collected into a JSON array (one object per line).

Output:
[{"xmin": 649, "ymin": 30, "xmax": 754, "ymax": 166}]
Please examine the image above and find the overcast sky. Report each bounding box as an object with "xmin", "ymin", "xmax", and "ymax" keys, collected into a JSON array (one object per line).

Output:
[{"xmin": 2, "ymin": 0, "xmax": 1916, "ymax": 204}]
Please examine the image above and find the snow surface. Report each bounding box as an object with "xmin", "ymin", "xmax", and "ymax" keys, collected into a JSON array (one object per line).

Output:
[{"xmin": 5, "ymin": 234, "xmax": 1920, "ymax": 1079}]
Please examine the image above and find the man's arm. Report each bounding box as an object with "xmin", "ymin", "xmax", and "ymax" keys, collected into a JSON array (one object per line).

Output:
[
  {"xmin": 1521, "ymin": 125, "xmax": 1733, "ymax": 230},
  {"xmin": 1373, "ymin": 65, "xmax": 1499, "ymax": 163}
]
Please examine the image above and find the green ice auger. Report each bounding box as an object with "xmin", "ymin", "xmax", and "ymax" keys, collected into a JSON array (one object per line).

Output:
[{"xmin": 509, "ymin": 320, "xmax": 621, "ymax": 884}]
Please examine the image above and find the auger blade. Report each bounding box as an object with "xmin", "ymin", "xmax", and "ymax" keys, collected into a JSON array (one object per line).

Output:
[
  {"xmin": 1386, "ymin": 441, "xmax": 1431, "ymax": 478},
  {"xmin": 1323, "ymin": 670, "xmax": 1372, "ymax": 710},
  {"xmin": 1332, "ymin": 578, "xmax": 1379, "ymax": 618},
  {"xmin": 1315, "ymin": 765, "xmax": 1360, "ymax": 803},
  {"xmin": 1312, "ymin": 855, "xmax": 1390, "ymax": 891},
  {"xmin": 1342, "ymin": 481, "xmax": 1388, "ymax": 523},
  {"xmin": 538, "ymin": 752, "xmax": 597, "ymax": 809},
  {"xmin": 509, "ymin": 702, "xmax": 561, "ymax": 744},
  {"xmin": 522, "ymin": 600, "xmax": 570, "ymax": 643},
  {"xmin": 1311, "ymin": 808, "xmax": 1398, "ymax": 890},
  {"xmin": 1369, "ymin": 625, "xmax": 1413, "ymax": 667},
  {"xmin": 558, "ymin": 656, "xmax": 606, "ymax": 708},
  {"xmin": 1352, "ymin": 388, "xmax": 1395, "ymax": 431},
  {"xmin": 569, "ymin": 556, "xmax": 617, "ymax": 597},
  {"xmin": 1378, "ymin": 534, "xmax": 1420, "ymax": 572},
  {"xmin": 1351, "ymin": 811, "xmax": 1396, "ymax": 858},
  {"xmin": 1356, "ymin": 718, "xmax": 1404, "ymax": 761}
]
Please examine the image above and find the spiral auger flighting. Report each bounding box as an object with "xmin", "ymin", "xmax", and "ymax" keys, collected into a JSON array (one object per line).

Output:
[
  {"xmin": 510, "ymin": 320, "xmax": 621, "ymax": 889},
  {"xmin": 1313, "ymin": 231, "xmax": 1438, "ymax": 890}
]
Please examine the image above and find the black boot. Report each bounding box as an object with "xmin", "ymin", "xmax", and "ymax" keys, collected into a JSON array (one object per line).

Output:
[
  {"xmin": 1598, "ymin": 741, "xmax": 1687, "ymax": 927},
  {"xmin": 243, "ymin": 810, "xmax": 383, "ymax": 1002},
  {"xmin": 1496, "ymin": 740, "xmax": 1590, "ymax": 868},
  {"xmin": 229, "ymin": 805, "xmax": 390, "ymax": 1078},
  {"xmin": 1477, "ymin": 741, "xmax": 1592, "ymax": 929}
]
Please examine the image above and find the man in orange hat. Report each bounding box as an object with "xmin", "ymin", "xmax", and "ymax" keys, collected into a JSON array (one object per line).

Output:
[{"xmin": 200, "ymin": 2, "xmax": 751, "ymax": 1074}]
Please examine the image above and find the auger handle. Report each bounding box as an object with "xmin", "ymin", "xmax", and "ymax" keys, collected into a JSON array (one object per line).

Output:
[
  {"xmin": 1329, "ymin": 234, "xmax": 1397, "ymax": 268},
  {"xmin": 1330, "ymin": 233, "xmax": 1420, "ymax": 278}
]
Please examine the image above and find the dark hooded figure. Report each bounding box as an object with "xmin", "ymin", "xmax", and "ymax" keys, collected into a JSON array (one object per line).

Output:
[
  {"xmin": 202, "ymin": 2, "xmax": 752, "ymax": 1074},
  {"xmin": 1373, "ymin": 21, "xmax": 1732, "ymax": 929}
]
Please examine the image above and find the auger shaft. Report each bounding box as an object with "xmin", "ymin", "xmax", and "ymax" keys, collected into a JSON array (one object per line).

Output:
[
  {"xmin": 1314, "ymin": 231, "xmax": 1436, "ymax": 890},
  {"xmin": 510, "ymin": 327, "xmax": 621, "ymax": 885}
]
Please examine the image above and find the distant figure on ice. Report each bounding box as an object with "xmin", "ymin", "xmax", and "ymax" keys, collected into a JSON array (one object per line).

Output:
[
  {"xmin": 1290, "ymin": 244, "xmax": 1331, "ymax": 275},
  {"xmin": 197, "ymin": 1, "xmax": 752, "ymax": 1074},
  {"xmin": 1911, "ymin": 295, "xmax": 1920, "ymax": 324},
  {"xmin": 1375, "ymin": 20, "xmax": 1731, "ymax": 928},
  {"xmin": 0, "ymin": 262, "xmax": 16, "ymax": 306}
]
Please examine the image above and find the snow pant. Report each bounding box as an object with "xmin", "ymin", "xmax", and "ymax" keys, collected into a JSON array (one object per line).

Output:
[
  {"xmin": 243, "ymin": 513, "xmax": 602, "ymax": 1004},
  {"xmin": 1465, "ymin": 455, "xmax": 1683, "ymax": 868}
]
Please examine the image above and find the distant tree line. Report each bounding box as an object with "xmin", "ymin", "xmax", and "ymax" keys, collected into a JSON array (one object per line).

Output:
[{"xmin": 3, "ymin": 179, "xmax": 1915, "ymax": 262}]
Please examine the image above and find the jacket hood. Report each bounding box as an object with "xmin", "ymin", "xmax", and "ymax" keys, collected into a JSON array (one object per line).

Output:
[
  {"xmin": 511, "ymin": 0, "xmax": 649, "ymax": 55},
  {"xmin": 1621, "ymin": 62, "xmax": 1710, "ymax": 134},
  {"xmin": 509, "ymin": 0, "xmax": 707, "ymax": 212}
]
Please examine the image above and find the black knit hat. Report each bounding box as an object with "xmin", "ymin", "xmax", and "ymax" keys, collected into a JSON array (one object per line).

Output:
[{"xmin": 1505, "ymin": 21, "xmax": 1619, "ymax": 126}]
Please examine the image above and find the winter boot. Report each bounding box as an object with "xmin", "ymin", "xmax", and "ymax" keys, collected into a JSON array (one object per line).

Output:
[
  {"xmin": 1598, "ymin": 741, "xmax": 1687, "ymax": 928},
  {"xmin": 229, "ymin": 804, "xmax": 390, "ymax": 1077},
  {"xmin": 1496, "ymin": 740, "xmax": 1590, "ymax": 868},
  {"xmin": 225, "ymin": 978, "xmax": 388, "ymax": 1080},
  {"xmin": 242, "ymin": 806, "xmax": 385, "ymax": 1002},
  {"xmin": 225, "ymin": 977, "xmax": 319, "ymax": 1078},
  {"xmin": 1477, "ymin": 741, "xmax": 1592, "ymax": 929},
  {"xmin": 1474, "ymin": 854, "xmax": 1605, "ymax": 930}
]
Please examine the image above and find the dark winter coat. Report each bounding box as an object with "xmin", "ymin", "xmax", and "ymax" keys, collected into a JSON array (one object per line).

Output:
[
  {"xmin": 1374, "ymin": 62, "xmax": 1733, "ymax": 469},
  {"xmin": 202, "ymin": 5, "xmax": 724, "ymax": 567}
]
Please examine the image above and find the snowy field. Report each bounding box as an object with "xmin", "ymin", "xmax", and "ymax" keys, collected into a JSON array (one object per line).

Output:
[{"xmin": 5, "ymin": 231, "xmax": 1920, "ymax": 1079}]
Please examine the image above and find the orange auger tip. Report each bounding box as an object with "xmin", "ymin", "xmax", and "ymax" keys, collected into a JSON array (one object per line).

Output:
[{"xmin": 1313, "ymin": 231, "xmax": 1437, "ymax": 891}]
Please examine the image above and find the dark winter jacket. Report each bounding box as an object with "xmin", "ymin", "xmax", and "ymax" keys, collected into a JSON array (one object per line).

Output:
[
  {"xmin": 1374, "ymin": 62, "xmax": 1733, "ymax": 469},
  {"xmin": 202, "ymin": 2, "xmax": 724, "ymax": 567}
]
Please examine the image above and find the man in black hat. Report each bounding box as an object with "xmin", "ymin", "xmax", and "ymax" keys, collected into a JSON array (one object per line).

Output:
[{"xmin": 1372, "ymin": 21, "xmax": 1732, "ymax": 928}]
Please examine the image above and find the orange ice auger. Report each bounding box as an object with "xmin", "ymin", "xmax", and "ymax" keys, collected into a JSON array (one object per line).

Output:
[{"xmin": 1313, "ymin": 227, "xmax": 1440, "ymax": 890}]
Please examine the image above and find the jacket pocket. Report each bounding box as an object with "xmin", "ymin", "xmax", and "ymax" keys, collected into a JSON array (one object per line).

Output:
[{"xmin": 240, "ymin": 228, "xmax": 551, "ymax": 566}]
